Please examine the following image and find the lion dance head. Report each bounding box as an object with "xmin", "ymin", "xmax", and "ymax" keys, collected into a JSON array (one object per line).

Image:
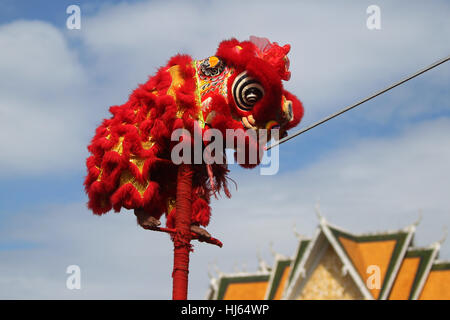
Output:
[{"xmin": 84, "ymin": 36, "xmax": 304, "ymax": 229}]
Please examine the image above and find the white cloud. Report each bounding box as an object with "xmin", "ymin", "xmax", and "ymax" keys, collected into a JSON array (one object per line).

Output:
[
  {"xmin": 0, "ymin": 0, "xmax": 448, "ymax": 299},
  {"xmin": 0, "ymin": 21, "xmax": 84, "ymax": 94},
  {"xmin": 0, "ymin": 203, "xmax": 174, "ymax": 299},
  {"xmin": 1, "ymin": 116, "xmax": 449, "ymax": 299},
  {"xmin": 0, "ymin": 20, "xmax": 89, "ymax": 176},
  {"xmin": 77, "ymin": 0, "xmax": 450, "ymax": 122},
  {"xmin": 0, "ymin": 1, "xmax": 448, "ymax": 176}
]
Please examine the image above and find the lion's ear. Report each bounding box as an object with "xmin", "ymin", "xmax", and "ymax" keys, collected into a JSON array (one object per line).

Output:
[{"xmin": 282, "ymin": 90, "xmax": 304, "ymax": 131}]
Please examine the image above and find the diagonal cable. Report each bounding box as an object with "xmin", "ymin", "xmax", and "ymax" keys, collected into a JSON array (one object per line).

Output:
[{"xmin": 266, "ymin": 55, "xmax": 450, "ymax": 150}]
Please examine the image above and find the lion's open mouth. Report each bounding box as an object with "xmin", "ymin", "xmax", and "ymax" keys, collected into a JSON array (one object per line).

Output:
[{"xmin": 240, "ymin": 114, "xmax": 285, "ymax": 144}]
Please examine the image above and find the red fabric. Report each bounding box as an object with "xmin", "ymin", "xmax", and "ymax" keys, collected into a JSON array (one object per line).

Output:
[
  {"xmin": 241, "ymin": 58, "xmax": 283, "ymax": 122},
  {"xmin": 83, "ymin": 37, "xmax": 305, "ymax": 299},
  {"xmin": 250, "ymin": 36, "xmax": 291, "ymax": 81},
  {"xmin": 172, "ymin": 164, "xmax": 193, "ymax": 300},
  {"xmin": 213, "ymin": 37, "xmax": 304, "ymax": 148},
  {"xmin": 84, "ymin": 55, "xmax": 225, "ymax": 226},
  {"xmin": 84, "ymin": 37, "xmax": 304, "ymax": 226}
]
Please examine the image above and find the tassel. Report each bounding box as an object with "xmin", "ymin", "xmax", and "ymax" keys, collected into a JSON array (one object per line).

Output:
[{"xmin": 206, "ymin": 164, "xmax": 218, "ymax": 199}]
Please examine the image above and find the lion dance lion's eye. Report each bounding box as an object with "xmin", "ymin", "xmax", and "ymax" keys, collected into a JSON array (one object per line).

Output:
[{"xmin": 232, "ymin": 72, "xmax": 264, "ymax": 111}]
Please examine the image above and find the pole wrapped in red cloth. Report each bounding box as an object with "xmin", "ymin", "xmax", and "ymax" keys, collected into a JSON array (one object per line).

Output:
[{"xmin": 172, "ymin": 164, "xmax": 193, "ymax": 300}]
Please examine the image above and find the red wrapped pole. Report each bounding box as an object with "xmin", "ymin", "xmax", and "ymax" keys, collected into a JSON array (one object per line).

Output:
[{"xmin": 172, "ymin": 163, "xmax": 193, "ymax": 300}]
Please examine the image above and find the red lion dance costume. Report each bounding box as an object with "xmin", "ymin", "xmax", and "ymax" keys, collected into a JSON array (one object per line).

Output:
[{"xmin": 84, "ymin": 36, "xmax": 304, "ymax": 298}]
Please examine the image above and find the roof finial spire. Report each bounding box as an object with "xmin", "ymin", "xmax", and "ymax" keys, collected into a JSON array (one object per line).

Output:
[
  {"xmin": 407, "ymin": 209, "xmax": 423, "ymax": 232},
  {"xmin": 233, "ymin": 261, "xmax": 240, "ymax": 273},
  {"xmin": 207, "ymin": 262, "xmax": 214, "ymax": 279},
  {"xmin": 315, "ymin": 199, "xmax": 326, "ymax": 224},
  {"xmin": 438, "ymin": 226, "xmax": 448, "ymax": 245},
  {"xmin": 269, "ymin": 241, "xmax": 287, "ymax": 260},
  {"xmin": 269, "ymin": 241, "xmax": 277, "ymax": 257},
  {"xmin": 293, "ymin": 222, "xmax": 303, "ymax": 240},
  {"xmin": 413, "ymin": 209, "xmax": 423, "ymax": 227},
  {"xmin": 207, "ymin": 262, "xmax": 219, "ymax": 293},
  {"xmin": 257, "ymin": 248, "xmax": 270, "ymax": 272},
  {"xmin": 212, "ymin": 259, "xmax": 223, "ymax": 277}
]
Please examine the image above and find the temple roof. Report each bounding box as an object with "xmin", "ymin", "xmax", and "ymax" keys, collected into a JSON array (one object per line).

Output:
[
  {"xmin": 265, "ymin": 257, "xmax": 292, "ymax": 300},
  {"xmin": 211, "ymin": 272, "xmax": 271, "ymax": 300},
  {"xmin": 322, "ymin": 219, "xmax": 414, "ymax": 299},
  {"xmin": 389, "ymin": 245, "xmax": 439, "ymax": 299},
  {"xmin": 418, "ymin": 261, "xmax": 450, "ymax": 300},
  {"xmin": 207, "ymin": 214, "xmax": 449, "ymax": 300}
]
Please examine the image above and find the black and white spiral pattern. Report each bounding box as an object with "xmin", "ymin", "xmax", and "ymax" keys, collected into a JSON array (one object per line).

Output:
[{"xmin": 232, "ymin": 72, "xmax": 264, "ymax": 111}]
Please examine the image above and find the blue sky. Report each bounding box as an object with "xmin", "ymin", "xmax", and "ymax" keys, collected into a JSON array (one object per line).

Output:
[{"xmin": 0, "ymin": 0, "xmax": 449, "ymax": 299}]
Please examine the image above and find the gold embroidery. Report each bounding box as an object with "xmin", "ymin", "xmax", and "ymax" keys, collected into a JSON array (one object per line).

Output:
[
  {"xmin": 167, "ymin": 197, "xmax": 176, "ymax": 213},
  {"xmin": 167, "ymin": 65, "xmax": 186, "ymax": 119},
  {"xmin": 119, "ymin": 169, "xmax": 149, "ymax": 197},
  {"xmin": 176, "ymin": 109, "xmax": 184, "ymax": 118},
  {"xmin": 112, "ymin": 136, "xmax": 124, "ymax": 154},
  {"xmin": 193, "ymin": 60, "xmax": 205, "ymax": 128},
  {"xmin": 129, "ymin": 155, "xmax": 145, "ymax": 174},
  {"xmin": 104, "ymin": 127, "xmax": 112, "ymax": 140},
  {"xmin": 142, "ymin": 139, "xmax": 155, "ymax": 150},
  {"xmin": 96, "ymin": 167, "xmax": 103, "ymax": 182},
  {"xmin": 167, "ymin": 65, "xmax": 185, "ymax": 98}
]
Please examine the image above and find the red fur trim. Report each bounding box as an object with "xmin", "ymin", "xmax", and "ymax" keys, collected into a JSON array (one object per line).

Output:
[
  {"xmin": 150, "ymin": 119, "xmax": 170, "ymax": 143},
  {"xmin": 245, "ymin": 58, "xmax": 282, "ymax": 123},
  {"xmin": 110, "ymin": 184, "xmax": 144, "ymax": 212},
  {"xmin": 86, "ymin": 180, "xmax": 112, "ymax": 215},
  {"xmin": 142, "ymin": 181, "xmax": 162, "ymax": 212},
  {"xmin": 168, "ymin": 54, "xmax": 193, "ymax": 70},
  {"xmin": 85, "ymin": 38, "xmax": 302, "ymax": 224},
  {"xmin": 216, "ymin": 38, "xmax": 257, "ymax": 69},
  {"xmin": 208, "ymin": 95, "xmax": 243, "ymax": 135},
  {"xmin": 232, "ymin": 129, "xmax": 262, "ymax": 168},
  {"xmin": 84, "ymin": 156, "xmax": 100, "ymax": 188},
  {"xmin": 166, "ymin": 207, "xmax": 176, "ymax": 228},
  {"xmin": 225, "ymin": 58, "xmax": 283, "ymax": 122},
  {"xmin": 166, "ymin": 196, "xmax": 211, "ymax": 228},
  {"xmin": 191, "ymin": 198, "xmax": 211, "ymax": 226},
  {"xmin": 100, "ymin": 151, "xmax": 126, "ymax": 193},
  {"xmin": 85, "ymin": 53, "xmax": 218, "ymax": 220}
]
